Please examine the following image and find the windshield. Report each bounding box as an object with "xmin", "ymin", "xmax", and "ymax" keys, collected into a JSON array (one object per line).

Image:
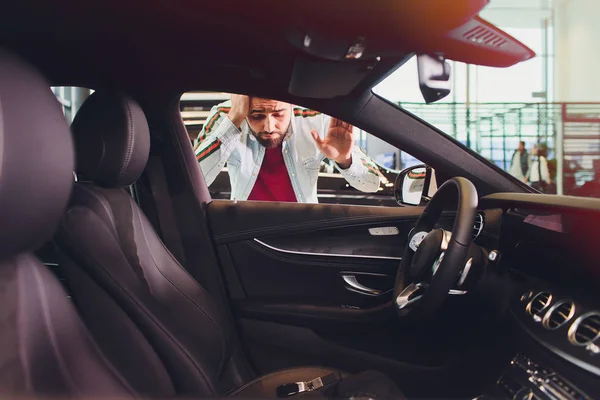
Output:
[{"xmin": 374, "ymin": 0, "xmax": 600, "ymax": 199}]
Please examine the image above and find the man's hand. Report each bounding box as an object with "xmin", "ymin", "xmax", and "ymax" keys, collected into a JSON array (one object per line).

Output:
[
  {"xmin": 228, "ymin": 94, "xmax": 250, "ymax": 128},
  {"xmin": 311, "ymin": 118, "xmax": 354, "ymax": 169}
]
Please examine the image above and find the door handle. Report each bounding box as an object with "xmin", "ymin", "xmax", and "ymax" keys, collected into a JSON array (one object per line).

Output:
[{"xmin": 341, "ymin": 274, "xmax": 388, "ymax": 296}]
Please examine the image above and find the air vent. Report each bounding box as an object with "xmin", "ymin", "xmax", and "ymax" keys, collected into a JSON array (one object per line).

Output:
[
  {"xmin": 520, "ymin": 290, "xmax": 534, "ymax": 303},
  {"xmin": 526, "ymin": 292, "xmax": 552, "ymax": 321},
  {"xmin": 463, "ymin": 26, "xmax": 508, "ymax": 48},
  {"xmin": 568, "ymin": 312, "xmax": 600, "ymax": 346},
  {"xmin": 473, "ymin": 213, "xmax": 484, "ymax": 239},
  {"xmin": 543, "ymin": 300, "xmax": 575, "ymax": 330}
]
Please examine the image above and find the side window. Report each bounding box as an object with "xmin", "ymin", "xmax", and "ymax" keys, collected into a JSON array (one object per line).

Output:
[
  {"xmin": 52, "ymin": 86, "xmax": 93, "ymax": 122},
  {"xmin": 180, "ymin": 91, "xmax": 424, "ymax": 207}
]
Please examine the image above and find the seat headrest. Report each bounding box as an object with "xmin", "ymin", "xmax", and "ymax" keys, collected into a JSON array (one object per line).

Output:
[
  {"xmin": 0, "ymin": 49, "xmax": 74, "ymax": 259},
  {"xmin": 71, "ymin": 92, "xmax": 150, "ymax": 187}
]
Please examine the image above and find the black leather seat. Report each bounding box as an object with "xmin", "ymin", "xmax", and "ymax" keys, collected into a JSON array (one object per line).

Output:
[
  {"xmin": 0, "ymin": 50, "xmax": 136, "ymax": 398},
  {"xmin": 53, "ymin": 92, "xmax": 402, "ymax": 398}
]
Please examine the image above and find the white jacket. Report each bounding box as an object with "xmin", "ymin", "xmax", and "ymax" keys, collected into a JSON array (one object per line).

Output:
[
  {"xmin": 528, "ymin": 156, "xmax": 551, "ymax": 184},
  {"xmin": 193, "ymin": 101, "xmax": 381, "ymax": 203}
]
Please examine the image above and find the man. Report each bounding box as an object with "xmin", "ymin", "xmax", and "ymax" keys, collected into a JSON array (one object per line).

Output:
[
  {"xmin": 509, "ymin": 140, "xmax": 529, "ymax": 182},
  {"xmin": 194, "ymin": 94, "xmax": 381, "ymax": 203}
]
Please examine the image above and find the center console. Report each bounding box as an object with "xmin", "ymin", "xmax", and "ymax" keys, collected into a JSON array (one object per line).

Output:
[{"xmin": 482, "ymin": 353, "xmax": 592, "ymax": 400}]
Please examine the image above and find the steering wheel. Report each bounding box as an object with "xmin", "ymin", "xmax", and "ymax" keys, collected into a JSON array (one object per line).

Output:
[{"xmin": 394, "ymin": 177, "xmax": 478, "ymax": 318}]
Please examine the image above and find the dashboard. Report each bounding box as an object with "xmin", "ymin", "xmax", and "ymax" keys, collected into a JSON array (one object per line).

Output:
[
  {"xmin": 476, "ymin": 194, "xmax": 600, "ymax": 400},
  {"xmin": 473, "ymin": 194, "xmax": 600, "ymax": 400}
]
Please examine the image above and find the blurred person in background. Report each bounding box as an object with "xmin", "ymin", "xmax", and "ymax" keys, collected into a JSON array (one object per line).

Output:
[
  {"xmin": 509, "ymin": 140, "xmax": 530, "ymax": 182},
  {"xmin": 527, "ymin": 144, "xmax": 552, "ymax": 192}
]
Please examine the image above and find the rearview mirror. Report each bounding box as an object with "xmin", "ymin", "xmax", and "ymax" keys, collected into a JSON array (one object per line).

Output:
[
  {"xmin": 394, "ymin": 165, "xmax": 432, "ymax": 206},
  {"xmin": 417, "ymin": 54, "xmax": 451, "ymax": 104}
]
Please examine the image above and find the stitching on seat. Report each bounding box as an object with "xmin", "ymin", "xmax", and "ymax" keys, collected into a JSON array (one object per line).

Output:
[
  {"xmin": 76, "ymin": 185, "xmax": 119, "ymax": 235},
  {"xmin": 59, "ymin": 251, "xmax": 169, "ymax": 393},
  {"xmin": 130, "ymin": 192, "xmax": 226, "ymax": 303},
  {"xmin": 118, "ymin": 99, "xmax": 135, "ymax": 182},
  {"xmin": 15, "ymin": 258, "xmax": 33, "ymax": 392},
  {"xmin": 59, "ymin": 210, "xmax": 218, "ymax": 394},
  {"xmin": 134, "ymin": 204, "xmax": 228, "ymax": 373},
  {"xmin": 30, "ymin": 258, "xmax": 79, "ymax": 394},
  {"xmin": 29, "ymin": 258, "xmax": 139, "ymax": 395}
]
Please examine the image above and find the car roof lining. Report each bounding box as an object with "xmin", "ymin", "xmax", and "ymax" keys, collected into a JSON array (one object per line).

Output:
[{"xmin": 0, "ymin": 0, "xmax": 533, "ymax": 100}]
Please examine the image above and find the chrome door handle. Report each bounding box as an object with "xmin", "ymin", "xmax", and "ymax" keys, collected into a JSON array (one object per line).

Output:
[{"xmin": 342, "ymin": 274, "xmax": 384, "ymax": 296}]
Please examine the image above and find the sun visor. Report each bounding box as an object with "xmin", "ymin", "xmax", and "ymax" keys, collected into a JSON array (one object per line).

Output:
[{"xmin": 439, "ymin": 16, "xmax": 535, "ymax": 67}]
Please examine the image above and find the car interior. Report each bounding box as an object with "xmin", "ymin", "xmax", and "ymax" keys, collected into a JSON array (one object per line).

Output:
[{"xmin": 1, "ymin": 0, "xmax": 600, "ymax": 399}]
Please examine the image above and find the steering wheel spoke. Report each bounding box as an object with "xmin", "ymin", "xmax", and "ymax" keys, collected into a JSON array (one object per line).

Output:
[
  {"xmin": 395, "ymin": 282, "xmax": 426, "ymax": 310},
  {"xmin": 395, "ymin": 281, "xmax": 469, "ymax": 313}
]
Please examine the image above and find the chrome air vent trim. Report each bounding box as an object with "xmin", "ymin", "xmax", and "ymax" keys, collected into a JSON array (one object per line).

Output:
[
  {"xmin": 542, "ymin": 300, "xmax": 576, "ymax": 330},
  {"xmin": 568, "ymin": 311, "xmax": 600, "ymax": 346},
  {"xmin": 526, "ymin": 292, "xmax": 552, "ymax": 322},
  {"xmin": 473, "ymin": 212, "xmax": 484, "ymax": 239}
]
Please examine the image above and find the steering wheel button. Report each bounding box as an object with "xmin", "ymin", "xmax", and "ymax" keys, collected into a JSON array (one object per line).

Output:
[
  {"xmin": 368, "ymin": 227, "xmax": 399, "ymax": 236},
  {"xmin": 408, "ymin": 231, "xmax": 428, "ymax": 251}
]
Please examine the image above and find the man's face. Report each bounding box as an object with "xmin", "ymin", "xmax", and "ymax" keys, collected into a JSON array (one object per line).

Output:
[
  {"xmin": 518, "ymin": 142, "xmax": 525, "ymax": 152},
  {"xmin": 247, "ymin": 98, "xmax": 291, "ymax": 149}
]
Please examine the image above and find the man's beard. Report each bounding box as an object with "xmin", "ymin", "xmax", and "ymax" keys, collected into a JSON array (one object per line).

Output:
[{"xmin": 252, "ymin": 130, "xmax": 286, "ymax": 149}]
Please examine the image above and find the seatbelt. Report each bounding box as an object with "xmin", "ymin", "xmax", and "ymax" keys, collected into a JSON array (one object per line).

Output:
[
  {"xmin": 145, "ymin": 155, "xmax": 187, "ymax": 265},
  {"xmin": 276, "ymin": 372, "xmax": 342, "ymax": 397}
]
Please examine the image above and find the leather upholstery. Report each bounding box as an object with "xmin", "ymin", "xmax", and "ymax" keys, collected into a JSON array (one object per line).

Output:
[
  {"xmin": 0, "ymin": 49, "xmax": 74, "ymax": 258},
  {"xmin": 58, "ymin": 90, "xmax": 238, "ymax": 395},
  {"xmin": 70, "ymin": 91, "xmax": 150, "ymax": 187},
  {"xmin": 0, "ymin": 255, "xmax": 135, "ymax": 397},
  {"xmin": 56, "ymin": 184, "xmax": 229, "ymax": 395},
  {"xmin": 0, "ymin": 49, "xmax": 134, "ymax": 398}
]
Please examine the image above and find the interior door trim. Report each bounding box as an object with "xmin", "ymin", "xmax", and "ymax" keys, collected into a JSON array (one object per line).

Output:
[
  {"xmin": 341, "ymin": 275, "xmax": 392, "ymax": 297},
  {"xmin": 253, "ymin": 238, "xmax": 403, "ymax": 261}
]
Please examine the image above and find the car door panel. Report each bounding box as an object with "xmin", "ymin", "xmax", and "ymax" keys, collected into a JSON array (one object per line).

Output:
[
  {"xmin": 208, "ymin": 200, "xmax": 425, "ymax": 243},
  {"xmin": 253, "ymin": 223, "xmax": 404, "ymax": 259},
  {"xmin": 207, "ymin": 200, "xmax": 430, "ymax": 321},
  {"xmin": 225, "ymin": 239, "xmax": 397, "ymax": 311}
]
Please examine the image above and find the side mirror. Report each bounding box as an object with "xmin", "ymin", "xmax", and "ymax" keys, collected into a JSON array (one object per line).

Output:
[
  {"xmin": 417, "ymin": 54, "xmax": 451, "ymax": 104},
  {"xmin": 394, "ymin": 165, "xmax": 434, "ymax": 206}
]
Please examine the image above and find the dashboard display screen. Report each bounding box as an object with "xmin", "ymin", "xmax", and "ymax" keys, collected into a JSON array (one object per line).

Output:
[
  {"xmin": 511, "ymin": 208, "xmax": 600, "ymax": 289},
  {"xmin": 523, "ymin": 213, "xmax": 564, "ymax": 233}
]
